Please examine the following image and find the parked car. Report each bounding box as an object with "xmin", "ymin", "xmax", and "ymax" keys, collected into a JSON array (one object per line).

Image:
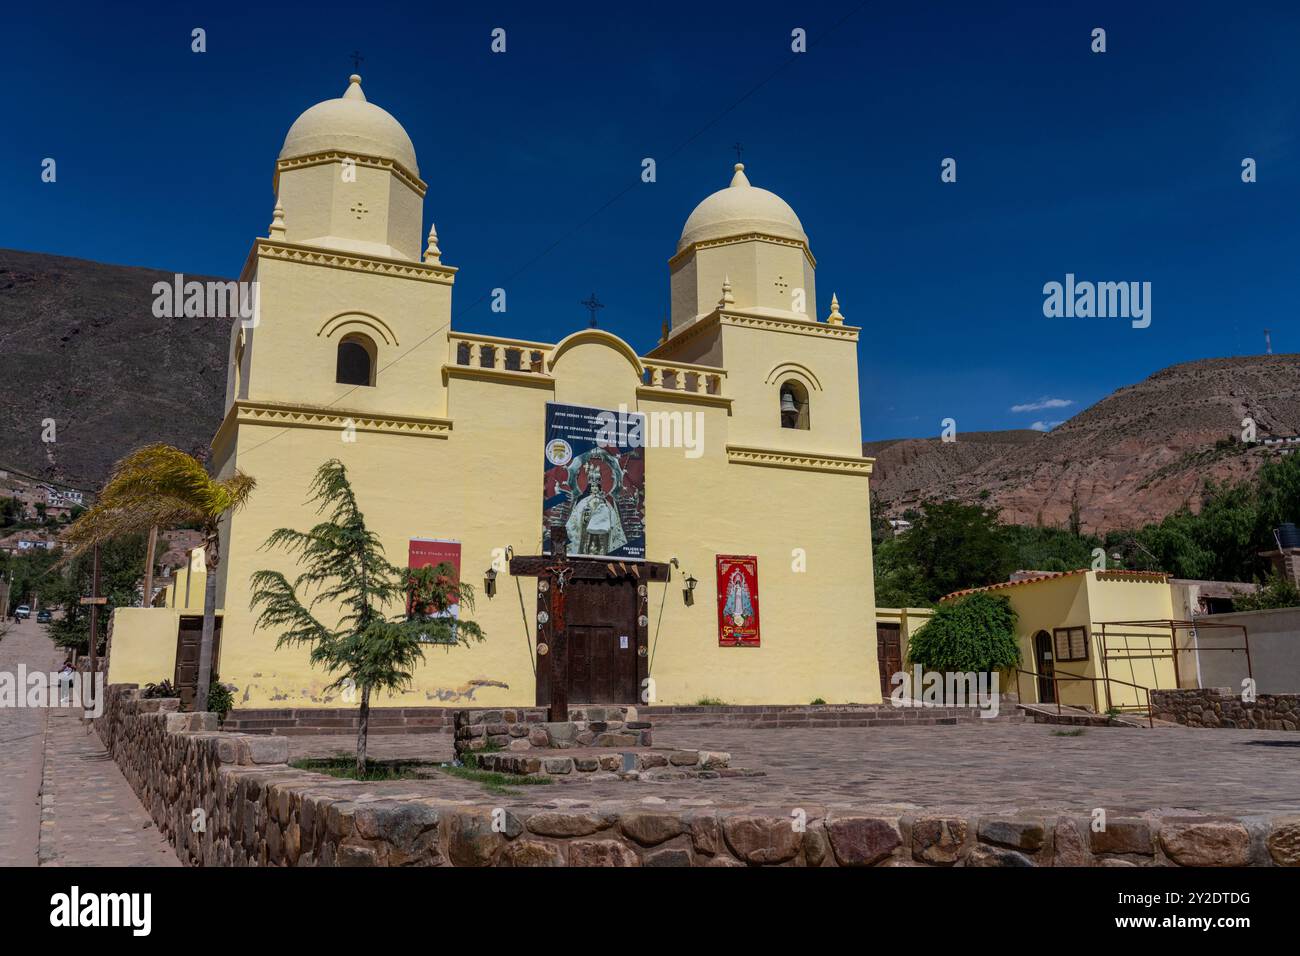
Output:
[
  {"xmin": 36, "ymin": 609, "xmax": 53, "ymax": 623},
  {"xmin": 13, "ymin": 605, "xmax": 31, "ymax": 620}
]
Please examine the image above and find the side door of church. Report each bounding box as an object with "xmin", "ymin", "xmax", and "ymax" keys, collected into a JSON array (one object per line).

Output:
[
  {"xmin": 174, "ymin": 614, "xmax": 223, "ymax": 711},
  {"xmin": 876, "ymin": 623, "xmax": 903, "ymax": 700},
  {"xmin": 564, "ymin": 578, "xmax": 639, "ymax": 704}
]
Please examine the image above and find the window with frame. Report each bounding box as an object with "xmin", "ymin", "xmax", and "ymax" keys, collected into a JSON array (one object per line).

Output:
[
  {"xmin": 1053, "ymin": 626, "xmax": 1089, "ymax": 663},
  {"xmin": 336, "ymin": 333, "xmax": 376, "ymax": 387}
]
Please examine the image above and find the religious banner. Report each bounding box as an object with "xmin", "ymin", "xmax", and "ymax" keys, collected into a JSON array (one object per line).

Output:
[
  {"xmin": 716, "ymin": 554, "xmax": 760, "ymax": 647},
  {"xmin": 407, "ymin": 538, "xmax": 461, "ymax": 643},
  {"xmin": 542, "ymin": 402, "xmax": 646, "ymax": 559}
]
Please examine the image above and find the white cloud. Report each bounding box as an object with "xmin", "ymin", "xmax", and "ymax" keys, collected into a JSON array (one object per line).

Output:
[
  {"xmin": 1030, "ymin": 420, "xmax": 1064, "ymax": 432},
  {"xmin": 1011, "ymin": 397, "xmax": 1075, "ymax": 413}
]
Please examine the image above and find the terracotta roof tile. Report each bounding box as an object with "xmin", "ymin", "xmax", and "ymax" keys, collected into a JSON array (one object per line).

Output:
[{"xmin": 939, "ymin": 568, "xmax": 1169, "ymax": 603}]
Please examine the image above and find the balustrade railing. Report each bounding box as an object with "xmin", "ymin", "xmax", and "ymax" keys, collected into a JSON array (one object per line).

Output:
[{"xmin": 447, "ymin": 335, "xmax": 727, "ymax": 397}]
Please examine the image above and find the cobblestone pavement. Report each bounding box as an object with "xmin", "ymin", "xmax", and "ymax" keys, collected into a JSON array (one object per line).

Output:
[
  {"xmin": 289, "ymin": 720, "xmax": 1300, "ymax": 815},
  {"xmin": 0, "ymin": 618, "xmax": 179, "ymax": 867},
  {"xmin": 0, "ymin": 618, "xmax": 56, "ymax": 866}
]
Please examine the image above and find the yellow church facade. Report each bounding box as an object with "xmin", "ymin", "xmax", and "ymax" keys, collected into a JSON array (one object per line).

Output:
[{"xmin": 117, "ymin": 75, "xmax": 883, "ymax": 710}]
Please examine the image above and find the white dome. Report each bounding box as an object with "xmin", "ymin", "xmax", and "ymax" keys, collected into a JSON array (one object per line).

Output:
[
  {"xmin": 678, "ymin": 164, "xmax": 807, "ymax": 253},
  {"xmin": 279, "ymin": 75, "xmax": 419, "ymax": 177}
]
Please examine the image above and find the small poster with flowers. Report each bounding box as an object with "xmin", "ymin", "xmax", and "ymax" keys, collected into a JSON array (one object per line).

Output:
[{"xmin": 408, "ymin": 538, "xmax": 461, "ymax": 643}]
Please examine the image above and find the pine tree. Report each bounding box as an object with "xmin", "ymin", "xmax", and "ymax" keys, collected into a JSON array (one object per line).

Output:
[{"xmin": 250, "ymin": 460, "xmax": 483, "ymax": 775}]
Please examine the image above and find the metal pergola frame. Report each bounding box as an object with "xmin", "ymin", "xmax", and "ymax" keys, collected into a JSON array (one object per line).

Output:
[{"xmin": 1095, "ymin": 619, "xmax": 1251, "ymax": 712}]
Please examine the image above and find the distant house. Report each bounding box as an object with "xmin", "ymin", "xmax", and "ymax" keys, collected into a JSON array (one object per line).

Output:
[
  {"xmin": 938, "ymin": 569, "xmax": 1178, "ymax": 713},
  {"xmin": 1246, "ymin": 433, "xmax": 1300, "ymax": 456},
  {"xmin": 0, "ymin": 532, "xmax": 58, "ymax": 555}
]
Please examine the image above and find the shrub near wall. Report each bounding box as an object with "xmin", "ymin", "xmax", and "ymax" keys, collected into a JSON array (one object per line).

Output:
[{"xmin": 1152, "ymin": 687, "xmax": 1300, "ymax": 731}]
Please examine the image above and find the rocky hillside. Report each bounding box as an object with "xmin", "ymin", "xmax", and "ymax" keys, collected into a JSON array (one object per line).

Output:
[
  {"xmin": 3, "ymin": 249, "xmax": 1296, "ymax": 535},
  {"xmin": 0, "ymin": 248, "xmax": 230, "ymax": 488},
  {"xmin": 866, "ymin": 355, "xmax": 1300, "ymax": 532}
]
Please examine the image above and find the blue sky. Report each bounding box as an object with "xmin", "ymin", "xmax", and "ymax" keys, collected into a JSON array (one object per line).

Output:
[{"xmin": 3, "ymin": 1, "xmax": 1297, "ymax": 441}]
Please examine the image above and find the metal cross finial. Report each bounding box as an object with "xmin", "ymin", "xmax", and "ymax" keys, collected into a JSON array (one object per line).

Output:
[
  {"xmin": 581, "ymin": 292, "xmax": 604, "ymax": 329},
  {"xmin": 350, "ymin": 50, "xmax": 365, "ymax": 70},
  {"xmin": 732, "ymin": 142, "xmax": 744, "ymax": 162}
]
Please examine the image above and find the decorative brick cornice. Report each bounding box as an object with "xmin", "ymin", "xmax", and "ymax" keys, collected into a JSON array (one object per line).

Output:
[
  {"xmin": 726, "ymin": 444, "xmax": 874, "ymax": 476},
  {"xmin": 720, "ymin": 311, "xmax": 860, "ymax": 341},
  {"xmin": 250, "ymin": 240, "xmax": 457, "ymax": 285},
  {"xmin": 650, "ymin": 309, "xmax": 859, "ymax": 358},
  {"xmin": 669, "ymin": 232, "xmax": 816, "ymax": 269},
  {"xmin": 274, "ymin": 150, "xmax": 427, "ymax": 196},
  {"xmin": 442, "ymin": 365, "xmax": 556, "ymax": 389},
  {"xmin": 635, "ymin": 386, "xmax": 733, "ymax": 409},
  {"xmin": 213, "ymin": 399, "xmax": 452, "ymax": 451}
]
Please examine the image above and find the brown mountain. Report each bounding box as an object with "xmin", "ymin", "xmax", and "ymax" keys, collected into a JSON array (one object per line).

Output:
[
  {"xmin": 865, "ymin": 355, "xmax": 1300, "ymax": 533},
  {"xmin": 0, "ymin": 248, "xmax": 229, "ymax": 489},
  {"xmin": 3, "ymin": 248, "xmax": 1297, "ymax": 534}
]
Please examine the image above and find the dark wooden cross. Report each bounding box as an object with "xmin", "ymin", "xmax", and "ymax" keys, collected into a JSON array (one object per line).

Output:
[
  {"xmin": 350, "ymin": 50, "xmax": 365, "ymax": 70},
  {"xmin": 540, "ymin": 527, "xmax": 574, "ymax": 720},
  {"xmin": 732, "ymin": 142, "xmax": 744, "ymax": 162},
  {"xmin": 509, "ymin": 528, "xmax": 670, "ymax": 722},
  {"xmin": 580, "ymin": 292, "xmax": 604, "ymax": 329}
]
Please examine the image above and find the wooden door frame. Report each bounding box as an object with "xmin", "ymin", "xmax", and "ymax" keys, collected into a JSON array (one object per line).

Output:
[
  {"xmin": 512, "ymin": 557, "xmax": 669, "ymax": 708},
  {"xmin": 174, "ymin": 614, "xmax": 223, "ymax": 708},
  {"xmin": 876, "ymin": 622, "xmax": 903, "ymax": 700},
  {"xmin": 1033, "ymin": 629, "xmax": 1054, "ymax": 703}
]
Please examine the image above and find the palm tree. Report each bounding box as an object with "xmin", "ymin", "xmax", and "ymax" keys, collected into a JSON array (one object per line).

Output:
[{"xmin": 64, "ymin": 443, "xmax": 256, "ymax": 712}]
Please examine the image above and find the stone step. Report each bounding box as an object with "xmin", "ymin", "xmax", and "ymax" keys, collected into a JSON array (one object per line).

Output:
[
  {"xmin": 1016, "ymin": 703, "xmax": 1148, "ymax": 728},
  {"xmin": 472, "ymin": 746, "xmax": 733, "ymax": 779}
]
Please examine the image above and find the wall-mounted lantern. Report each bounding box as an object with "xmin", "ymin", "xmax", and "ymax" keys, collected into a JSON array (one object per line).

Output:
[
  {"xmin": 683, "ymin": 573, "xmax": 698, "ymax": 607},
  {"xmin": 484, "ymin": 566, "xmax": 498, "ymax": 599}
]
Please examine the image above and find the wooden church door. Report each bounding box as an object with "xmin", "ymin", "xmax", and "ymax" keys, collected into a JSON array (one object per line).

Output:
[{"xmin": 564, "ymin": 577, "xmax": 639, "ymax": 704}]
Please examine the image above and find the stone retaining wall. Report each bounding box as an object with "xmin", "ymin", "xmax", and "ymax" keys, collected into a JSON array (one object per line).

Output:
[
  {"xmin": 95, "ymin": 683, "xmax": 1300, "ymax": 867},
  {"xmin": 1152, "ymin": 687, "xmax": 1300, "ymax": 731}
]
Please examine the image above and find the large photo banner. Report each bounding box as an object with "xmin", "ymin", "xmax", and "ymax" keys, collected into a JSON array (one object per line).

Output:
[
  {"xmin": 717, "ymin": 554, "xmax": 760, "ymax": 647},
  {"xmin": 543, "ymin": 402, "xmax": 646, "ymax": 559}
]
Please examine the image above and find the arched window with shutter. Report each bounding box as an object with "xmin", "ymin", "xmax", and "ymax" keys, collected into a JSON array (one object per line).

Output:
[{"xmin": 336, "ymin": 333, "xmax": 376, "ymax": 386}]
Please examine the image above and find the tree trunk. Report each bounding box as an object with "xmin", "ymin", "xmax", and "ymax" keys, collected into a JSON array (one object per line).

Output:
[
  {"xmin": 195, "ymin": 534, "xmax": 221, "ymax": 713},
  {"xmin": 141, "ymin": 525, "xmax": 158, "ymax": 607},
  {"xmin": 356, "ymin": 684, "xmax": 371, "ymax": 777}
]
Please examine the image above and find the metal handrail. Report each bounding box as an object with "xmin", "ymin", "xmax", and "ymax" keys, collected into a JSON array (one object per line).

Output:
[{"xmin": 1014, "ymin": 667, "xmax": 1154, "ymax": 728}]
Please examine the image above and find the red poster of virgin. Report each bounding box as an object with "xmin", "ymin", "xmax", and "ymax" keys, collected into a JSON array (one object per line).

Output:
[
  {"xmin": 408, "ymin": 539, "xmax": 461, "ymax": 614},
  {"xmin": 716, "ymin": 554, "xmax": 760, "ymax": 647}
]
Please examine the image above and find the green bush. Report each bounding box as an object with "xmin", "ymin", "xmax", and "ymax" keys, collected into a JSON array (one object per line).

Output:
[
  {"xmin": 207, "ymin": 677, "xmax": 235, "ymax": 722},
  {"xmin": 905, "ymin": 593, "xmax": 1020, "ymax": 673},
  {"xmin": 1233, "ymin": 574, "xmax": 1300, "ymax": 611},
  {"xmin": 141, "ymin": 679, "xmax": 178, "ymax": 699}
]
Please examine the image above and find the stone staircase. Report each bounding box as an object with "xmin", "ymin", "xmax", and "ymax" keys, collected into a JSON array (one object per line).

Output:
[
  {"xmin": 641, "ymin": 702, "xmax": 1027, "ymax": 730},
  {"xmin": 222, "ymin": 701, "xmax": 1028, "ymax": 735}
]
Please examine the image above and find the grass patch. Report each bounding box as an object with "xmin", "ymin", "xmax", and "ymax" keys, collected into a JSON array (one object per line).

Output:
[
  {"xmin": 438, "ymin": 763, "xmax": 552, "ymax": 795},
  {"xmin": 290, "ymin": 757, "xmax": 427, "ymax": 781},
  {"xmin": 694, "ymin": 696, "xmax": 727, "ymax": 706},
  {"xmin": 1051, "ymin": 728, "xmax": 1086, "ymax": 737}
]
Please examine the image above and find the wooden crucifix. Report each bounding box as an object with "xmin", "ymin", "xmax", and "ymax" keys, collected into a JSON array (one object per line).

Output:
[
  {"xmin": 510, "ymin": 529, "xmax": 670, "ymax": 721},
  {"xmin": 540, "ymin": 525, "xmax": 574, "ymax": 721}
]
